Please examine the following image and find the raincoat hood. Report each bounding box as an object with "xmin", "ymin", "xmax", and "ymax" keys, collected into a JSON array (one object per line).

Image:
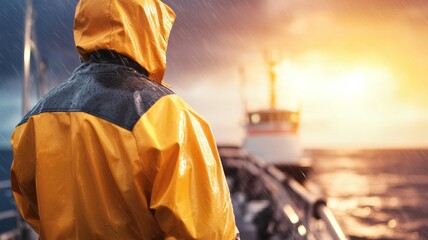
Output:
[{"xmin": 74, "ymin": 0, "xmax": 175, "ymax": 83}]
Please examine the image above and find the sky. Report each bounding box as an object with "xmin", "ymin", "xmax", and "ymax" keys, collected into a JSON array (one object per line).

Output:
[{"xmin": 1, "ymin": 0, "xmax": 428, "ymax": 149}]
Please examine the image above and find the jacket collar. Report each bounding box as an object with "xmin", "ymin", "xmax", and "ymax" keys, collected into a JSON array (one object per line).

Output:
[{"xmin": 87, "ymin": 50, "xmax": 149, "ymax": 77}]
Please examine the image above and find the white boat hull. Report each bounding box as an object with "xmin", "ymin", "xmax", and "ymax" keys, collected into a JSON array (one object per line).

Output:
[{"xmin": 243, "ymin": 134, "xmax": 303, "ymax": 165}]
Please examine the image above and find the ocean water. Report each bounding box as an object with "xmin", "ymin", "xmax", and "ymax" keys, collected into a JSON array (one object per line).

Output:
[{"xmin": 307, "ymin": 149, "xmax": 428, "ymax": 240}]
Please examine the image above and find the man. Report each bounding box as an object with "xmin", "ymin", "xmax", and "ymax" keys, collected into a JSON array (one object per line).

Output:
[{"xmin": 10, "ymin": 0, "xmax": 238, "ymax": 239}]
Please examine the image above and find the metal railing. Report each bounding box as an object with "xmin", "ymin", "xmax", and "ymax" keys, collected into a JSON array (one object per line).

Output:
[
  {"xmin": 219, "ymin": 145, "xmax": 349, "ymax": 240},
  {"xmin": 269, "ymin": 166, "xmax": 348, "ymax": 240}
]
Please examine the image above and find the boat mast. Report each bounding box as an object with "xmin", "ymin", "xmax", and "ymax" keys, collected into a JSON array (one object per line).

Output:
[
  {"xmin": 23, "ymin": 0, "xmax": 47, "ymax": 114},
  {"xmin": 23, "ymin": 0, "xmax": 33, "ymax": 115},
  {"xmin": 266, "ymin": 52, "xmax": 278, "ymax": 109}
]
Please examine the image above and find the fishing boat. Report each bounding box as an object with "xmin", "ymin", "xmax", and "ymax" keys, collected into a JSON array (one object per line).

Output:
[
  {"xmin": 220, "ymin": 56, "xmax": 348, "ymax": 239},
  {"xmin": 242, "ymin": 55, "xmax": 311, "ymax": 182}
]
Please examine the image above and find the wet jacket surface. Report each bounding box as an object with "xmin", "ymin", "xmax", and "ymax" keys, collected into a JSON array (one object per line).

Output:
[{"xmin": 10, "ymin": 0, "xmax": 238, "ymax": 239}]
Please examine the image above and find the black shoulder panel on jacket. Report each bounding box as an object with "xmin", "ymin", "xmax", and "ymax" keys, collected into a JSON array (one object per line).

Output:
[{"xmin": 19, "ymin": 62, "xmax": 174, "ymax": 130}]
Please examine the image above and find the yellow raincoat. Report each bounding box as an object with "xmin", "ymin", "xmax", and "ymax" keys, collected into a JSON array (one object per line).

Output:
[{"xmin": 10, "ymin": 0, "xmax": 238, "ymax": 239}]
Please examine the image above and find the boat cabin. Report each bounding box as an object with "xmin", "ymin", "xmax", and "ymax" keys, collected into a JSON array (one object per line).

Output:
[{"xmin": 247, "ymin": 109, "xmax": 300, "ymax": 133}]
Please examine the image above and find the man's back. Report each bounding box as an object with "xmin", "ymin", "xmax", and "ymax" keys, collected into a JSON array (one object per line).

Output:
[
  {"xmin": 11, "ymin": 0, "xmax": 238, "ymax": 238},
  {"xmin": 11, "ymin": 54, "xmax": 238, "ymax": 239},
  {"xmin": 12, "ymin": 56, "xmax": 170, "ymax": 238}
]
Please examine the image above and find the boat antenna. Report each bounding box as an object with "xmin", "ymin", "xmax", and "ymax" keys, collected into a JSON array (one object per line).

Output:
[
  {"xmin": 23, "ymin": 0, "xmax": 33, "ymax": 115},
  {"xmin": 265, "ymin": 50, "xmax": 279, "ymax": 109},
  {"xmin": 23, "ymin": 0, "xmax": 47, "ymax": 113}
]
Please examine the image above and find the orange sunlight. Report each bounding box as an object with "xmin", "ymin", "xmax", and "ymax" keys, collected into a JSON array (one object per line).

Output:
[
  {"xmin": 171, "ymin": 0, "xmax": 428, "ymax": 149},
  {"xmin": 272, "ymin": 55, "xmax": 427, "ymax": 148}
]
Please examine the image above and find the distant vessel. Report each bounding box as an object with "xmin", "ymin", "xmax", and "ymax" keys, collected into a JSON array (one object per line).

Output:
[{"xmin": 242, "ymin": 54, "xmax": 311, "ymax": 182}]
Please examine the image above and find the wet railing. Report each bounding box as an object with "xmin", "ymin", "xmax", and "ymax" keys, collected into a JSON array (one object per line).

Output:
[
  {"xmin": 268, "ymin": 166, "xmax": 348, "ymax": 240},
  {"xmin": 218, "ymin": 145, "xmax": 348, "ymax": 240}
]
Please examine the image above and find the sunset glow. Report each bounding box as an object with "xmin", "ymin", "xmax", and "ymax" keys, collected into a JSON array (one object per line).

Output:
[
  {"xmin": 266, "ymin": 50, "xmax": 428, "ymax": 148},
  {"xmin": 174, "ymin": 0, "xmax": 428, "ymax": 148}
]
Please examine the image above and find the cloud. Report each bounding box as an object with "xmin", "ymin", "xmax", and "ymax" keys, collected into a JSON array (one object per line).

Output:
[{"xmin": 260, "ymin": 0, "xmax": 428, "ymax": 107}]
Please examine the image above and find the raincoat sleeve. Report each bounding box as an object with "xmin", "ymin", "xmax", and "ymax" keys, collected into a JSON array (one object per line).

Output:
[
  {"xmin": 133, "ymin": 95, "xmax": 238, "ymax": 239},
  {"xmin": 10, "ymin": 123, "xmax": 41, "ymax": 233}
]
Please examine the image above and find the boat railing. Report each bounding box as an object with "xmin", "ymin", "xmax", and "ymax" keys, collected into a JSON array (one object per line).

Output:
[
  {"xmin": 266, "ymin": 166, "xmax": 348, "ymax": 240},
  {"xmin": 218, "ymin": 145, "xmax": 349, "ymax": 240}
]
